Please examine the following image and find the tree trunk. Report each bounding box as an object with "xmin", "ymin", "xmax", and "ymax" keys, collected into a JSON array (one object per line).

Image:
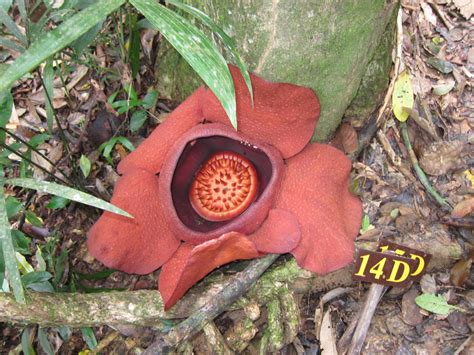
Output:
[{"xmin": 155, "ymin": 0, "xmax": 398, "ymax": 140}]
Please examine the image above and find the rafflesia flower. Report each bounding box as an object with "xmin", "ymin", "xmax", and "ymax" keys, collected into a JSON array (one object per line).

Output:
[{"xmin": 87, "ymin": 66, "xmax": 362, "ymax": 309}]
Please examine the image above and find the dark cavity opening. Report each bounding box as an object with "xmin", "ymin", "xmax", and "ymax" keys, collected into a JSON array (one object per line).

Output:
[{"xmin": 171, "ymin": 136, "xmax": 273, "ymax": 233}]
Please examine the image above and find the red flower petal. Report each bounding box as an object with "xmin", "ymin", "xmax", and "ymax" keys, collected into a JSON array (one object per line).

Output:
[
  {"xmin": 117, "ymin": 88, "xmax": 206, "ymax": 175},
  {"xmin": 202, "ymin": 65, "xmax": 320, "ymax": 159},
  {"xmin": 159, "ymin": 233, "xmax": 259, "ymax": 309},
  {"xmin": 87, "ymin": 169, "xmax": 180, "ymax": 274},
  {"xmin": 249, "ymin": 209, "xmax": 301, "ymax": 253},
  {"xmin": 276, "ymin": 144, "xmax": 362, "ymax": 274}
]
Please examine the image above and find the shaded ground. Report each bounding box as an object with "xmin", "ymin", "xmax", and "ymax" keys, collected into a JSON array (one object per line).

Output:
[{"xmin": 1, "ymin": 0, "xmax": 473, "ymax": 353}]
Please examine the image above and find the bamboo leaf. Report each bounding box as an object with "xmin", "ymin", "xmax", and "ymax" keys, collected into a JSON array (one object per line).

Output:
[
  {"xmin": 0, "ymin": 180, "xmax": 25, "ymax": 303},
  {"xmin": 43, "ymin": 58, "xmax": 55, "ymax": 132},
  {"xmin": 81, "ymin": 327, "xmax": 98, "ymax": 350},
  {"xmin": 38, "ymin": 327, "xmax": 54, "ymax": 355},
  {"xmin": 0, "ymin": 37, "xmax": 24, "ymax": 53},
  {"xmin": 0, "ymin": 0, "xmax": 126, "ymax": 93},
  {"xmin": 0, "ymin": 5, "xmax": 27, "ymax": 44},
  {"xmin": 130, "ymin": 0, "xmax": 237, "ymax": 129},
  {"xmin": 5, "ymin": 178, "xmax": 133, "ymax": 218},
  {"xmin": 166, "ymin": 0, "xmax": 253, "ymax": 103}
]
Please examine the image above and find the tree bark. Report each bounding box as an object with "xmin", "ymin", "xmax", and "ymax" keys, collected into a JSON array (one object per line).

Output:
[{"xmin": 155, "ymin": 0, "xmax": 398, "ymax": 140}]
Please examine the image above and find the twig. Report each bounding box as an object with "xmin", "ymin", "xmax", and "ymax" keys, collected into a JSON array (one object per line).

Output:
[
  {"xmin": 428, "ymin": 1, "xmax": 454, "ymax": 30},
  {"xmin": 0, "ymin": 127, "xmax": 73, "ymax": 184},
  {"xmin": 347, "ymin": 284, "xmax": 387, "ymax": 355},
  {"xmin": 143, "ymin": 254, "xmax": 279, "ymax": 354},
  {"xmin": 399, "ymin": 121, "xmax": 451, "ymax": 209},
  {"xmin": 442, "ymin": 216, "xmax": 474, "ymax": 229}
]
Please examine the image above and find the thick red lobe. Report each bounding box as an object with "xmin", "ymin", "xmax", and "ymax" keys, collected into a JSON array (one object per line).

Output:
[{"xmin": 87, "ymin": 64, "xmax": 361, "ymax": 310}]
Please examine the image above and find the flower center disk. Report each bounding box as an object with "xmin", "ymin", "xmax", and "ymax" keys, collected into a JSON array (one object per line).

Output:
[{"xmin": 189, "ymin": 151, "xmax": 259, "ymax": 222}]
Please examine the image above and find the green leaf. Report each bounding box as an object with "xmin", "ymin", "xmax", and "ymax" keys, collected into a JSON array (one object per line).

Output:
[
  {"xmin": 21, "ymin": 326, "xmax": 36, "ymax": 355},
  {"xmin": 5, "ymin": 178, "xmax": 133, "ymax": 218},
  {"xmin": 38, "ymin": 327, "xmax": 54, "ymax": 355},
  {"xmin": 426, "ymin": 57, "xmax": 453, "ymax": 74},
  {"xmin": 16, "ymin": 252, "xmax": 34, "ymax": 274},
  {"xmin": 117, "ymin": 136, "xmax": 135, "ymax": 152},
  {"xmin": 0, "ymin": 91, "xmax": 13, "ymax": 144},
  {"xmin": 360, "ymin": 214, "xmax": 374, "ymax": 233},
  {"xmin": 0, "ymin": 182, "xmax": 25, "ymax": 302},
  {"xmin": 0, "ymin": 0, "xmax": 126, "ymax": 93},
  {"xmin": 0, "ymin": 37, "xmax": 25, "ymax": 53},
  {"xmin": 46, "ymin": 195, "xmax": 70, "ymax": 209},
  {"xmin": 43, "ymin": 57, "xmax": 55, "ymax": 132},
  {"xmin": 415, "ymin": 293, "xmax": 462, "ymax": 315},
  {"xmin": 81, "ymin": 327, "xmax": 98, "ymax": 350},
  {"xmin": 27, "ymin": 280, "xmax": 55, "ymax": 292},
  {"xmin": 53, "ymin": 249, "xmax": 67, "ymax": 286},
  {"xmin": 21, "ymin": 271, "xmax": 52, "ymax": 286},
  {"xmin": 5, "ymin": 196, "xmax": 23, "ymax": 219},
  {"xmin": 79, "ymin": 154, "xmax": 91, "ymax": 178},
  {"xmin": 71, "ymin": 20, "xmax": 104, "ymax": 52},
  {"xmin": 141, "ymin": 89, "xmax": 158, "ymax": 109},
  {"xmin": 130, "ymin": 0, "xmax": 237, "ymax": 129},
  {"xmin": 75, "ymin": 268, "xmax": 116, "ymax": 280},
  {"xmin": 25, "ymin": 210, "xmax": 43, "ymax": 227},
  {"xmin": 15, "ymin": 0, "xmax": 26, "ymax": 21},
  {"xmin": 12, "ymin": 230, "xmax": 31, "ymax": 254},
  {"xmin": 0, "ymin": 0, "xmax": 13, "ymax": 13},
  {"xmin": 128, "ymin": 14, "xmax": 141, "ymax": 79},
  {"xmin": 99, "ymin": 137, "xmax": 118, "ymax": 164},
  {"xmin": 130, "ymin": 110, "xmax": 147, "ymax": 133},
  {"xmin": 57, "ymin": 326, "xmax": 72, "ymax": 342},
  {"xmin": 0, "ymin": 5, "xmax": 27, "ymax": 44},
  {"xmin": 28, "ymin": 133, "xmax": 50, "ymax": 148},
  {"xmin": 166, "ymin": 0, "xmax": 253, "ymax": 103},
  {"xmin": 35, "ymin": 246, "xmax": 47, "ymax": 271},
  {"xmin": 392, "ymin": 71, "xmax": 414, "ymax": 122},
  {"xmin": 432, "ymin": 81, "xmax": 455, "ymax": 96}
]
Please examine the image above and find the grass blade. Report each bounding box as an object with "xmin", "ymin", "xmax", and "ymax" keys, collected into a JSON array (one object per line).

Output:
[
  {"xmin": 15, "ymin": 0, "xmax": 26, "ymax": 23},
  {"xmin": 0, "ymin": 0, "xmax": 126, "ymax": 93},
  {"xmin": 43, "ymin": 57, "xmax": 55, "ymax": 132},
  {"xmin": 130, "ymin": 0, "xmax": 237, "ymax": 129},
  {"xmin": 166, "ymin": 0, "xmax": 253, "ymax": 103},
  {"xmin": 0, "ymin": 37, "xmax": 25, "ymax": 53},
  {"xmin": 0, "ymin": 179, "xmax": 25, "ymax": 303},
  {"xmin": 5, "ymin": 178, "xmax": 133, "ymax": 218},
  {"xmin": 0, "ymin": 6, "xmax": 27, "ymax": 45}
]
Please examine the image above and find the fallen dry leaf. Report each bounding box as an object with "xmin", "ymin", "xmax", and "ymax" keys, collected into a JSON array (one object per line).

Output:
[
  {"xmin": 319, "ymin": 309, "xmax": 337, "ymax": 355},
  {"xmin": 452, "ymin": 197, "xmax": 474, "ymax": 218},
  {"xmin": 453, "ymin": 0, "xmax": 474, "ymax": 19},
  {"xmin": 419, "ymin": 141, "xmax": 466, "ymax": 176},
  {"xmin": 450, "ymin": 258, "xmax": 472, "ymax": 287},
  {"xmin": 402, "ymin": 288, "xmax": 425, "ymax": 326},
  {"xmin": 330, "ymin": 123, "xmax": 358, "ymax": 154}
]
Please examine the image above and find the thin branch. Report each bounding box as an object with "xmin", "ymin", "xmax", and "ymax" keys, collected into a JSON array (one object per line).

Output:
[
  {"xmin": 0, "ymin": 142, "xmax": 71, "ymax": 186},
  {"xmin": 0, "ymin": 127, "xmax": 73, "ymax": 184},
  {"xmin": 347, "ymin": 284, "xmax": 387, "ymax": 355}
]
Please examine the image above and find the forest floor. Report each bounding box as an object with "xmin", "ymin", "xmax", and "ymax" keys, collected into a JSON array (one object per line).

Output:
[{"xmin": 0, "ymin": 0, "xmax": 473, "ymax": 354}]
